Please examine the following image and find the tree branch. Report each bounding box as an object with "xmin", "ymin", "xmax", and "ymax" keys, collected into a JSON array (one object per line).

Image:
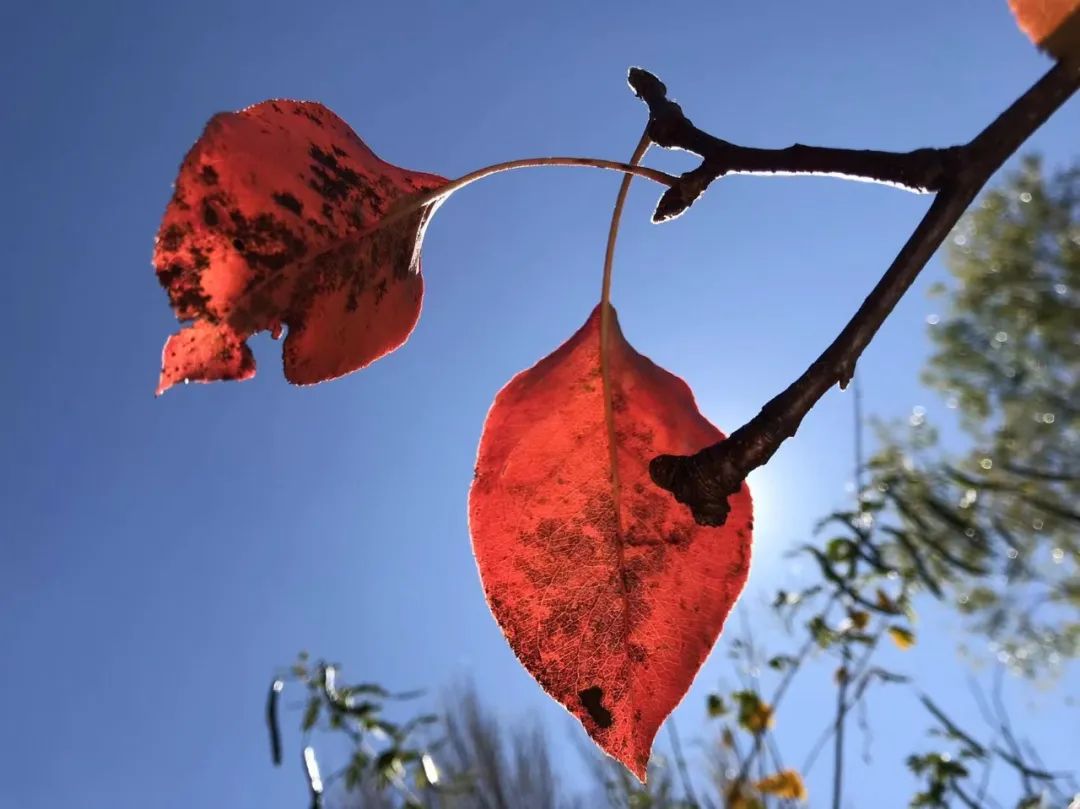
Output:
[
  {"xmin": 626, "ymin": 67, "xmax": 962, "ymax": 222},
  {"xmin": 643, "ymin": 57, "xmax": 1080, "ymax": 527}
]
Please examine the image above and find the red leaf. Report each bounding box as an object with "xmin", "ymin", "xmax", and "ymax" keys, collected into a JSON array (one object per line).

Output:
[
  {"xmin": 469, "ymin": 305, "xmax": 753, "ymax": 779},
  {"xmin": 1008, "ymin": 0, "xmax": 1080, "ymax": 58},
  {"xmin": 154, "ymin": 99, "xmax": 447, "ymax": 394}
]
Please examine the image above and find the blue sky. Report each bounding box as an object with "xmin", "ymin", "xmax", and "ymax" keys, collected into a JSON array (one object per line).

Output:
[{"xmin": 2, "ymin": 1, "xmax": 1077, "ymax": 807}]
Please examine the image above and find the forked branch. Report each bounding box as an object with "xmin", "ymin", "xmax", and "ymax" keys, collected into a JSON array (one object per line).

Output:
[{"xmin": 639, "ymin": 58, "xmax": 1080, "ymax": 526}]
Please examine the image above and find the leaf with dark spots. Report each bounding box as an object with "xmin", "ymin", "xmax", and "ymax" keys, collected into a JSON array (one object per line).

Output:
[
  {"xmin": 153, "ymin": 98, "xmax": 447, "ymax": 394},
  {"xmin": 469, "ymin": 304, "xmax": 753, "ymax": 780}
]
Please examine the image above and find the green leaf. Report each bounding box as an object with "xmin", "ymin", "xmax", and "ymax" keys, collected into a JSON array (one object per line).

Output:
[
  {"xmin": 808, "ymin": 615, "xmax": 836, "ymax": 649},
  {"xmin": 826, "ymin": 537, "xmax": 854, "ymax": 562}
]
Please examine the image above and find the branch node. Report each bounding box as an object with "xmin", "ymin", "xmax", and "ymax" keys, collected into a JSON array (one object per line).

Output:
[
  {"xmin": 652, "ymin": 165, "xmax": 717, "ymax": 222},
  {"xmin": 650, "ymin": 449, "xmax": 744, "ymax": 527}
]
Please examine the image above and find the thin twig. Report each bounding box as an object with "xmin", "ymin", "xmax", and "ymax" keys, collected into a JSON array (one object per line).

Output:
[
  {"xmin": 267, "ymin": 678, "xmax": 284, "ymax": 766},
  {"xmin": 833, "ymin": 643, "xmax": 850, "ymax": 809},
  {"xmin": 668, "ymin": 717, "xmax": 701, "ymax": 808},
  {"xmin": 802, "ymin": 630, "xmax": 884, "ymax": 775},
  {"xmin": 626, "ymin": 68, "xmax": 959, "ymax": 223},
  {"xmin": 728, "ymin": 595, "xmax": 840, "ymax": 795},
  {"xmin": 644, "ymin": 57, "xmax": 1080, "ymax": 526}
]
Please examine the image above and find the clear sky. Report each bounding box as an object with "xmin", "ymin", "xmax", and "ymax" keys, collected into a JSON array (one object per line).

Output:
[{"xmin": 2, "ymin": 2, "xmax": 1077, "ymax": 807}]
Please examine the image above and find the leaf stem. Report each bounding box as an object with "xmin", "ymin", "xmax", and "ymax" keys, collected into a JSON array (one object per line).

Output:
[
  {"xmin": 380, "ymin": 155, "xmax": 675, "ymax": 233},
  {"xmin": 599, "ymin": 134, "xmax": 651, "ymax": 541},
  {"xmin": 832, "ymin": 642, "xmax": 850, "ymax": 809}
]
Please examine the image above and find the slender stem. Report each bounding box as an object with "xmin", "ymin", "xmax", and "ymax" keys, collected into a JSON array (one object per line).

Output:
[
  {"xmin": 833, "ymin": 643, "xmax": 851, "ymax": 809},
  {"xmin": 378, "ymin": 155, "xmax": 675, "ymax": 238},
  {"xmin": 802, "ymin": 629, "xmax": 883, "ymax": 775},
  {"xmin": 832, "ymin": 377, "xmax": 863, "ymax": 809},
  {"xmin": 732, "ymin": 592, "xmax": 840, "ymax": 786},
  {"xmin": 267, "ymin": 678, "xmax": 284, "ymax": 766},
  {"xmin": 853, "ymin": 376, "xmax": 865, "ymax": 497},
  {"xmin": 667, "ymin": 716, "xmax": 700, "ymax": 808},
  {"xmin": 600, "ymin": 133, "xmax": 651, "ymax": 544},
  {"xmin": 649, "ymin": 56, "xmax": 1080, "ymax": 527},
  {"xmin": 600, "ymin": 138, "xmax": 654, "ymax": 311}
]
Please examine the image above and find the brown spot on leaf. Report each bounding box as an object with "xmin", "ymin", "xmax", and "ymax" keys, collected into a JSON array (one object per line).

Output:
[
  {"xmin": 201, "ymin": 200, "xmax": 219, "ymax": 228},
  {"xmin": 272, "ymin": 191, "xmax": 303, "ymax": 216},
  {"xmin": 579, "ymin": 686, "xmax": 614, "ymax": 728}
]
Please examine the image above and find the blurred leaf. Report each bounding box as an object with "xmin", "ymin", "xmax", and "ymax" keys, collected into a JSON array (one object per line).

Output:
[
  {"xmin": 721, "ymin": 726, "xmax": 735, "ymax": 749},
  {"xmin": 302, "ymin": 696, "xmax": 321, "ymax": 732},
  {"xmin": 767, "ymin": 654, "xmax": 797, "ymax": 670},
  {"xmin": 888, "ymin": 625, "xmax": 916, "ymax": 651},
  {"xmin": 754, "ymin": 769, "xmax": 808, "ymax": 800},
  {"xmin": 706, "ymin": 693, "xmax": 728, "ymax": 717},
  {"xmin": 725, "ymin": 782, "xmax": 765, "ymax": 809},
  {"xmin": 876, "ymin": 588, "xmax": 899, "ymax": 613},
  {"xmin": 808, "ymin": 615, "xmax": 837, "ymax": 649},
  {"xmin": 733, "ymin": 690, "xmax": 774, "ymax": 734},
  {"xmin": 848, "ymin": 609, "xmax": 870, "ymax": 630}
]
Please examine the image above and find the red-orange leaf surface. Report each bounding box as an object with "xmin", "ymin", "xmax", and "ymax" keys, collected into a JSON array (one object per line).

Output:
[
  {"xmin": 469, "ymin": 305, "xmax": 753, "ymax": 779},
  {"xmin": 1008, "ymin": 0, "xmax": 1080, "ymax": 58},
  {"xmin": 154, "ymin": 99, "xmax": 447, "ymax": 394}
]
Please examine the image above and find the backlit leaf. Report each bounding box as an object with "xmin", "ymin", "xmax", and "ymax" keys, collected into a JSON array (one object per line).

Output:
[
  {"xmin": 754, "ymin": 769, "xmax": 809, "ymax": 801},
  {"xmin": 154, "ymin": 99, "xmax": 447, "ymax": 394},
  {"xmin": 1008, "ymin": 0, "xmax": 1080, "ymax": 58},
  {"xmin": 469, "ymin": 304, "xmax": 753, "ymax": 779}
]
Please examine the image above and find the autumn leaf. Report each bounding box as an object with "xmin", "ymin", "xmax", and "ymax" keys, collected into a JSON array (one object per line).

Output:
[
  {"xmin": 888, "ymin": 625, "xmax": 916, "ymax": 651},
  {"xmin": 725, "ymin": 783, "xmax": 764, "ymax": 809},
  {"xmin": 848, "ymin": 609, "xmax": 870, "ymax": 630},
  {"xmin": 469, "ymin": 304, "xmax": 753, "ymax": 780},
  {"xmin": 754, "ymin": 769, "xmax": 808, "ymax": 801},
  {"xmin": 733, "ymin": 690, "xmax": 774, "ymax": 734},
  {"xmin": 875, "ymin": 588, "xmax": 898, "ymax": 613},
  {"xmin": 721, "ymin": 726, "xmax": 735, "ymax": 749},
  {"xmin": 154, "ymin": 99, "xmax": 447, "ymax": 394},
  {"xmin": 1008, "ymin": 0, "xmax": 1080, "ymax": 58}
]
